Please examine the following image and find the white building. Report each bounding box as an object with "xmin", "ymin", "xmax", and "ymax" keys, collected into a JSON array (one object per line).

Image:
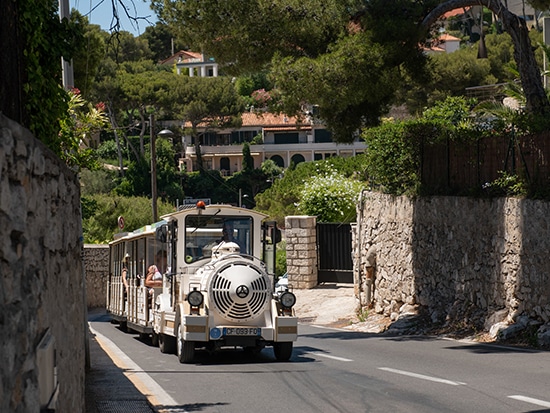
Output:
[
  {"xmin": 178, "ymin": 112, "xmax": 366, "ymax": 174},
  {"xmin": 160, "ymin": 50, "xmax": 219, "ymax": 77}
]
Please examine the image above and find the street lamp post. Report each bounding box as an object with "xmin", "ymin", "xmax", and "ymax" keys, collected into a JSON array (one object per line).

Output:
[{"xmin": 150, "ymin": 113, "xmax": 174, "ymax": 222}]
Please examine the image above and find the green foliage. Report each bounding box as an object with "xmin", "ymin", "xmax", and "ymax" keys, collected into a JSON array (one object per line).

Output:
[
  {"xmin": 141, "ymin": 22, "xmax": 184, "ymax": 62},
  {"xmin": 172, "ymin": 77, "xmax": 245, "ymax": 126},
  {"xmin": 298, "ymin": 170, "xmax": 363, "ymax": 222},
  {"xmin": 71, "ymin": 11, "xmax": 106, "ymax": 98},
  {"xmin": 242, "ymin": 142, "xmax": 254, "ymax": 173},
  {"xmin": 261, "ymin": 159, "xmax": 283, "ymax": 182},
  {"xmin": 115, "ymin": 157, "xmax": 151, "ymax": 197},
  {"xmin": 400, "ymin": 31, "xmax": 527, "ymax": 115},
  {"xmin": 275, "ymin": 241, "xmax": 287, "ymax": 278},
  {"xmin": 361, "ymin": 95, "xmax": 490, "ymax": 195},
  {"xmin": 82, "ymin": 194, "xmax": 175, "ymax": 243},
  {"xmin": 234, "ymin": 72, "xmax": 273, "ymax": 104},
  {"xmin": 422, "ymin": 96, "xmax": 477, "ymax": 126},
  {"xmin": 271, "ymin": 32, "xmax": 408, "ymax": 142},
  {"xmin": 152, "ymin": 0, "xmax": 429, "ymax": 142},
  {"xmin": 251, "ymin": 133, "xmax": 263, "ymax": 144},
  {"xmin": 184, "ymin": 170, "xmax": 230, "ymax": 201},
  {"xmin": 18, "ymin": 1, "xmax": 84, "ymax": 160},
  {"xmin": 96, "ymin": 140, "xmax": 126, "ymax": 162},
  {"xmin": 255, "ymin": 156, "xmax": 369, "ymax": 225},
  {"xmin": 80, "ymin": 168, "xmax": 118, "ymax": 196},
  {"xmin": 57, "ymin": 89, "xmax": 109, "ymax": 169},
  {"xmin": 153, "ymin": 138, "xmax": 185, "ymax": 202},
  {"xmin": 363, "ymin": 120, "xmax": 448, "ymax": 195},
  {"xmin": 482, "ymin": 171, "xmax": 528, "ymax": 197},
  {"xmin": 152, "ymin": 0, "xmax": 351, "ymax": 73},
  {"xmin": 112, "ymin": 136, "xmax": 184, "ymax": 203}
]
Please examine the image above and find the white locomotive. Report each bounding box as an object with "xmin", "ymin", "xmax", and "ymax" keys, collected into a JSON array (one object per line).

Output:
[{"xmin": 106, "ymin": 203, "xmax": 298, "ymax": 363}]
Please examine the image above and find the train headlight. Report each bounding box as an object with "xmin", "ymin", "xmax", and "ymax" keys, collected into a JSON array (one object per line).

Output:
[
  {"xmin": 187, "ymin": 289, "xmax": 204, "ymax": 307},
  {"xmin": 279, "ymin": 291, "xmax": 296, "ymax": 309}
]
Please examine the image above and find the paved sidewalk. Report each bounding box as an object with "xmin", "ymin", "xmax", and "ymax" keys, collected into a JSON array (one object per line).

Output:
[{"xmin": 86, "ymin": 310, "xmax": 156, "ymax": 413}]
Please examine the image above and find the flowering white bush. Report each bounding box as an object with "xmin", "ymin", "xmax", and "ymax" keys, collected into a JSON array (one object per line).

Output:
[{"xmin": 298, "ymin": 170, "xmax": 363, "ymax": 222}]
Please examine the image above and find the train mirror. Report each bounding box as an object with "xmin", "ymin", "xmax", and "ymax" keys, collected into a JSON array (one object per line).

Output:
[
  {"xmin": 156, "ymin": 224, "xmax": 168, "ymax": 243},
  {"xmin": 274, "ymin": 228, "xmax": 282, "ymax": 244}
]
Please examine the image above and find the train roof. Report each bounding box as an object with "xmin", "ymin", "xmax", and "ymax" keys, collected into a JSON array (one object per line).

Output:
[
  {"xmin": 110, "ymin": 220, "xmax": 166, "ymax": 244},
  {"xmin": 160, "ymin": 203, "xmax": 269, "ymax": 222}
]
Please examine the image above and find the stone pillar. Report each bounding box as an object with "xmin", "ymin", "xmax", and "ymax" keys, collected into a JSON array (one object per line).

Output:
[{"xmin": 285, "ymin": 215, "xmax": 317, "ymax": 289}]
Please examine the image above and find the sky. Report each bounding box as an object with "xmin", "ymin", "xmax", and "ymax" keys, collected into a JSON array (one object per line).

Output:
[{"xmin": 73, "ymin": 0, "xmax": 158, "ymax": 36}]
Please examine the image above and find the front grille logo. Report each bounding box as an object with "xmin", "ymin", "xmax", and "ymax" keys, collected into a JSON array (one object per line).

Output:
[{"xmin": 236, "ymin": 285, "xmax": 249, "ymax": 298}]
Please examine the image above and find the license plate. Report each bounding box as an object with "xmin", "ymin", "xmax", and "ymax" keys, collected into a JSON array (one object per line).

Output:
[{"xmin": 223, "ymin": 327, "xmax": 261, "ymax": 336}]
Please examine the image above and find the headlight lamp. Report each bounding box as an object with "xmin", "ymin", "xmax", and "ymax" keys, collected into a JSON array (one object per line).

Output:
[
  {"xmin": 187, "ymin": 289, "xmax": 204, "ymax": 307},
  {"xmin": 279, "ymin": 291, "xmax": 296, "ymax": 309}
]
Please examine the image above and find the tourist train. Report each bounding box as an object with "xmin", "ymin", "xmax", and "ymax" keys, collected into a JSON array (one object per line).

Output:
[{"xmin": 106, "ymin": 202, "xmax": 297, "ymax": 363}]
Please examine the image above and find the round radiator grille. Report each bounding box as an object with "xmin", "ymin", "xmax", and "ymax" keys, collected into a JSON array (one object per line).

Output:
[{"xmin": 209, "ymin": 260, "xmax": 270, "ymax": 322}]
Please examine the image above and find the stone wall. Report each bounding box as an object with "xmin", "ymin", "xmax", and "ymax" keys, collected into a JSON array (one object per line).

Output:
[
  {"xmin": 354, "ymin": 191, "xmax": 550, "ymax": 335},
  {"xmin": 0, "ymin": 114, "xmax": 86, "ymax": 412},
  {"xmin": 285, "ymin": 216, "xmax": 318, "ymax": 289},
  {"xmin": 84, "ymin": 244, "xmax": 109, "ymax": 309}
]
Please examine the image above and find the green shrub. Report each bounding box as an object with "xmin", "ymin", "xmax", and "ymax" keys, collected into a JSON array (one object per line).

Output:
[{"xmin": 298, "ymin": 169, "xmax": 363, "ymax": 222}]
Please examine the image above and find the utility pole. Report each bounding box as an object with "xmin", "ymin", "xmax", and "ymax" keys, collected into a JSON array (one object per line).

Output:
[
  {"xmin": 59, "ymin": 0, "xmax": 74, "ymax": 88},
  {"xmin": 150, "ymin": 114, "xmax": 158, "ymax": 222}
]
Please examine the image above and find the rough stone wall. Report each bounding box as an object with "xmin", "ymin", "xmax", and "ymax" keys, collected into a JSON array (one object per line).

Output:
[
  {"xmin": 84, "ymin": 245, "xmax": 109, "ymax": 309},
  {"xmin": 0, "ymin": 114, "xmax": 86, "ymax": 412},
  {"xmin": 285, "ymin": 216, "xmax": 318, "ymax": 289},
  {"xmin": 354, "ymin": 191, "xmax": 550, "ymax": 330}
]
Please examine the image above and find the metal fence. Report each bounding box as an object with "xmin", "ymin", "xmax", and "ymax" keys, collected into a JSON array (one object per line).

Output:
[
  {"xmin": 316, "ymin": 223, "xmax": 353, "ymax": 284},
  {"xmin": 420, "ymin": 131, "xmax": 550, "ymax": 194}
]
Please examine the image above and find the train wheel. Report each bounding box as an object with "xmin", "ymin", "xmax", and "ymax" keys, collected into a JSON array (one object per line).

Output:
[
  {"xmin": 119, "ymin": 321, "xmax": 128, "ymax": 333},
  {"xmin": 159, "ymin": 333, "xmax": 176, "ymax": 354},
  {"xmin": 177, "ymin": 324, "xmax": 195, "ymax": 363},
  {"xmin": 273, "ymin": 342, "xmax": 293, "ymax": 362},
  {"xmin": 151, "ymin": 332, "xmax": 159, "ymax": 347},
  {"xmin": 244, "ymin": 346, "xmax": 263, "ymax": 357}
]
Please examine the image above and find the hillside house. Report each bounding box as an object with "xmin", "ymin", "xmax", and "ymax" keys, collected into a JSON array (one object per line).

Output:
[
  {"xmin": 177, "ymin": 112, "xmax": 366, "ymax": 174},
  {"xmin": 160, "ymin": 50, "xmax": 219, "ymax": 77}
]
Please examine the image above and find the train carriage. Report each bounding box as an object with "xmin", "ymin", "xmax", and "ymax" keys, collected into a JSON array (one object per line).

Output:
[{"xmin": 106, "ymin": 222, "xmax": 167, "ymax": 335}]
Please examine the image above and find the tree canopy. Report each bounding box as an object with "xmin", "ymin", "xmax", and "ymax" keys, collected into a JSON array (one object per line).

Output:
[
  {"xmin": 422, "ymin": 0, "xmax": 550, "ymax": 114},
  {"xmin": 152, "ymin": 0, "xmax": 434, "ymax": 141}
]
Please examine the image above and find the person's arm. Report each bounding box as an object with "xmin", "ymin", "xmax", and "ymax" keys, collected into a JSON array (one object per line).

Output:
[
  {"xmin": 122, "ymin": 268, "xmax": 128, "ymax": 292},
  {"xmin": 145, "ymin": 265, "xmax": 162, "ymax": 287}
]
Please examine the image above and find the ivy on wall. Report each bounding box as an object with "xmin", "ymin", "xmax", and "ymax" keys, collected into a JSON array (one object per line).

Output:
[{"xmin": 18, "ymin": 0, "xmax": 83, "ymax": 160}]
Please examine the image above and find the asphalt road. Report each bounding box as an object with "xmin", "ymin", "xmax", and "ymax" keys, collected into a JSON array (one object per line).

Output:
[{"xmin": 88, "ymin": 312, "xmax": 550, "ymax": 413}]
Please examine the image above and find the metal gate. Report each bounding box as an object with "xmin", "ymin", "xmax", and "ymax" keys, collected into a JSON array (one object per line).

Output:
[{"xmin": 316, "ymin": 223, "xmax": 353, "ymax": 283}]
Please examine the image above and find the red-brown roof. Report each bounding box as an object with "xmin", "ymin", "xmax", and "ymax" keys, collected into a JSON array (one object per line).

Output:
[
  {"xmin": 183, "ymin": 112, "xmax": 310, "ymax": 129},
  {"xmin": 159, "ymin": 50, "xmax": 204, "ymax": 65},
  {"xmin": 240, "ymin": 112, "xmax": 308, "ymax": 127}
]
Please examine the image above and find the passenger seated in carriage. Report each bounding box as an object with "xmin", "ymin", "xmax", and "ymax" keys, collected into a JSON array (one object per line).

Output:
[{"xmin": 145, "ymin": 250, "xmax": 167, "ymax": 295}]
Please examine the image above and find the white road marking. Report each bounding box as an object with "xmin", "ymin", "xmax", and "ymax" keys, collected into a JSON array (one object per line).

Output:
[
  {"xmin": 508, "ymin": 395, "xmax": 550, "ymax": 408},
  {"xmin": 378, "ymin": 367, "xmax": 466, "ymax": 386},
  {"xmin": 89, "ymin": 324, "xmax": 184, "ymax": 412},
  {"xmin": 301, "ymin": 352, "xmax": 353, "ymax": 362}
]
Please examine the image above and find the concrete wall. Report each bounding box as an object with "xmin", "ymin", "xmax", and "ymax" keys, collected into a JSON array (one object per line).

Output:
[
  {"xmin": 354, "ymin": 191, "xmax": 550, "ymax": 332},
  {"xmin": 0, "ymin": 114, "xmax": 86, "ymax": 412}
]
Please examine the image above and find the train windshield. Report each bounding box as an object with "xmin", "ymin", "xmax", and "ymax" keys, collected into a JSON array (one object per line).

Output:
[{"xmin": 184, "ymin": 215, "xmax": 252, "ymax": 263}]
